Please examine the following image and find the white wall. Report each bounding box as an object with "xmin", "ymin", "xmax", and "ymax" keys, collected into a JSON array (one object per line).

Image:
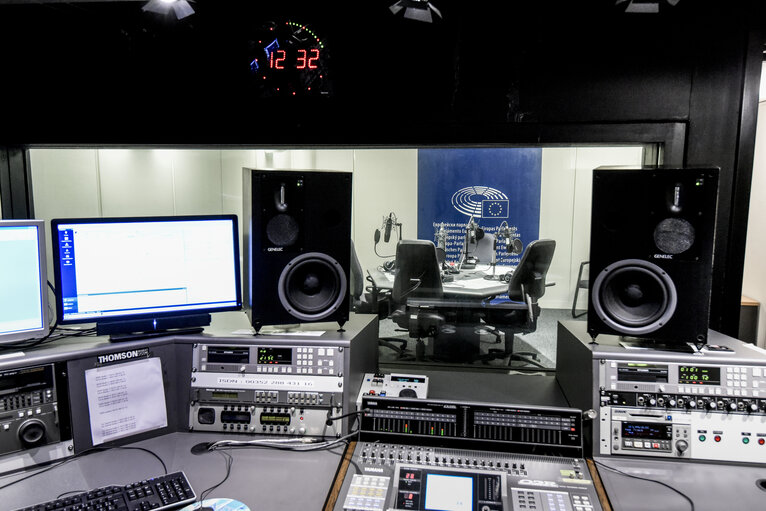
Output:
[
  {"xmin": 742, "ymin": 101, "xmax": 766, "ymax": 347},
  {"xmin": 351, "ymin": 149, "xmax": 418, "ymax": 272},
  {"xmin": 538, "ymin": 147, "xmax": 644, "ymax": 309}
]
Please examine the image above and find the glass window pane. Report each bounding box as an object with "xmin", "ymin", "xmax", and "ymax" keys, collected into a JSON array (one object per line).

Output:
[{"xmin": 29, "ymin": 145, "xmax": 649, "ymax": 370}]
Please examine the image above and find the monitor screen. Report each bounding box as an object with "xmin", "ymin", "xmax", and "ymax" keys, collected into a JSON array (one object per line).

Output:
[
  {"xmin": 51, "ymin": 215, "xmax": 241, "ymax": 325},
  {"xmin": 0, "ymin": 220, "xmax": 49, "ymax": 344}
]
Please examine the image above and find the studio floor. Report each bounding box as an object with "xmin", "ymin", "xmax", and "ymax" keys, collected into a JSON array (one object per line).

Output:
[{"xmin": 377, "ymin": 308, "xmax": 585, "ymax": 371}]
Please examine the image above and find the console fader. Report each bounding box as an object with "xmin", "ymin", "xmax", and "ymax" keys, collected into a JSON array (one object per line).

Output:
[{"xmin": 334, "ymin": 397, "xmax": 603, "ymax": 511}]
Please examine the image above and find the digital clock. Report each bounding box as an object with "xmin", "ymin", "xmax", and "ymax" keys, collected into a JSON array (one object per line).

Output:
[
  {"xmin": 248, "ymin": 21, "xmax": 331, "ymax": 97},
  {"xmin": 678, "ymin": 365, "xmax": 721, "ymax": 385}
]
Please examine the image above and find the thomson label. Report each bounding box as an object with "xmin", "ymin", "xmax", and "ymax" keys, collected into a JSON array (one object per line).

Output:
[{"xmin": 97, "ymin": 348, "xmax": 150, "ymax": 365}]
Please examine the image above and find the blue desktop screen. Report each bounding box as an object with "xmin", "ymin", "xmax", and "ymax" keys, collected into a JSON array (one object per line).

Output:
[{"xmin": 53, "ymin": 217, "xmax": 241, "ymax": 323}]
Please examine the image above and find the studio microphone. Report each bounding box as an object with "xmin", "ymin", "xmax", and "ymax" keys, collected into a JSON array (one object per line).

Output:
[
  {"xmin": 435, "ymin": 223, "xmax": 447, "ymax": 252},
  {"xmin": 384, "ymin": 213, "xmax": 394, "ymax": 243}
]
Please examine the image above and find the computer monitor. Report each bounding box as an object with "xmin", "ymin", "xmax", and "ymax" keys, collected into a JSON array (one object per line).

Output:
[
  {"xmin": 50, "ymin": 215, "xmax": 241, "ymax": 340},
  {"xmin": 0, "ymin": 219, "xmax": 49, "ymax": 344}
]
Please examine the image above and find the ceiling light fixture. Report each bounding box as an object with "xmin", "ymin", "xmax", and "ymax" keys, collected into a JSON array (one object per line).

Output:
[
  {"xmin": 389, "ymin": 0, "xmax": 442, "ymax": 23},
  {"xmin": 616, "ymin": 0, "xmax": 681, "ymax": 14},
  {"xmin": 142, "ymin": 0, "xmax": 195, "ymax": 20}
]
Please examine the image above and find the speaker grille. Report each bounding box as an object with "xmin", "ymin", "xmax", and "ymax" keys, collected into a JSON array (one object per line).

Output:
[
  {"xmin": 277, "ymin": 252, "xmax": 348, "ymax": 322},
  {"xmin": 591, "ymin": 259, "xmax": 677, "ymax": 335}
]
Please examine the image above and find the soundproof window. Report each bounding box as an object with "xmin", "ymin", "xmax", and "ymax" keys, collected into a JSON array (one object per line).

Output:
[{"xmin": 26, "ymin": 145, "xmax": 649, "ymax": 370}]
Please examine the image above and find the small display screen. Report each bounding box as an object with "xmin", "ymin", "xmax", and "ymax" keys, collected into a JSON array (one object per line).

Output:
[
  {"xmin": 424, "ymin": 474, "xmax": 473, "ymax": 511},
  {"xmin": 617, "ymin": 363, "xmax": 669, "ymax": 383},
  {"xmin": 257, "ymin": 347, "xmax": 292, "ymax": 365},
  {"xmin": 260, "ymin": 413, "xmax": 291, "ymax": 425},
  {"xmin": 678, "ymin": 366, "xmax": 720, "ymax": 385},
  {"xmin": 0, "ymin": 365, "xmax": 53, "ymax": 393},
  {"xmin": 221, "ymin": 411, "xmax": 251, "ymax": 424},
  {"xmin": 207, "ymin": 347, "xmax": 250, "ymax": 364},
  {"xmin": 211, "ymin": 391, "xmax": 240, "ymax": 400},
  {"xmin": 622, "ymin": 422, "xmax": 672, "ymax": 440},
  {"xmin": 391, "ymin": 375, "xmax": 427, "ymax": 383}
]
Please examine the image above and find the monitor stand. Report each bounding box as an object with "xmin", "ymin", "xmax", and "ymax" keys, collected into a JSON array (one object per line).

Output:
[{"xmin": 97, "ymin": 313, "xmax": 211, "ymax": 342}]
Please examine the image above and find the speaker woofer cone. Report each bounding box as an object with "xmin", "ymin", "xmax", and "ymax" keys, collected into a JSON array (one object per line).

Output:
[
  {"xmin": 591, "ymin": 259, "xmax": 677, "ymax": 335},
  {"xmin": 278, "ymin": 252, "xmax": 347, "ymax": 322}
]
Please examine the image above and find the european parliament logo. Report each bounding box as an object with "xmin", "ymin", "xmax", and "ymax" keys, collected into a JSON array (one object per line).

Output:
[
  {"xmin": 482, "ymin": 199, "xmax": 509, "ymax": 219},
  {"xmin": 451, "ymin": 186, "xmax": 510, "ymax": 218}
]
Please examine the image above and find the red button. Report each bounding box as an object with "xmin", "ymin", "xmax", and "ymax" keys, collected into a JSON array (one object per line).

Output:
[
  {"xmin": 652, "ymin": 443, "xmax": 660, "ymax": 449},
  {"xmin": 714, "ymin": 435, "xmax": 722, "ymax": 442},
  {"xmin": 759, "ymin": 438, "xmax": 765, "ymax": 445}
]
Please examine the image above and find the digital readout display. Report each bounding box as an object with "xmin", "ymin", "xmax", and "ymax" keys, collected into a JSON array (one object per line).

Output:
[
  {"xmin": 678, "ymin": 366, "xmax": 720, "ymax": 385},
  {"xmin": 257, "ymin": 347, "xmax": 292, "ymax": 365},
  {"xmin": 211, "ymin": 391, "xmax": 240, "ymax": 400},
  {"xmin": 621, "ymin": 422, "xmax": 672, "ymax": 440}
]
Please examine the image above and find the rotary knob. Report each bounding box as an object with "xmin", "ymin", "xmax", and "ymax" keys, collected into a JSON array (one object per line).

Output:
[
  {"xmin": 706, "ymin": 401, "xmax": 718, "ymax": 411},
  {"xmin": 668, "ymin": 399, "xmax": 677, "ymax": 407},
  {"xmin": 687, "ymin": 400, "xmax": 697, "ymax": 409},
  {"xmin": 675, "ymin": 439, "xmax": 689, "ymax": 453},
  {"xmin": 18, "ymin": 419, "xmax": 46, "ymax": 447},
  {"xmin": 748, "ymin": 402, "xmax": 759, "ymax": 413},
  {"xmin": 727, "ymin": 402, "xmax": 738, "ymax": 412}
]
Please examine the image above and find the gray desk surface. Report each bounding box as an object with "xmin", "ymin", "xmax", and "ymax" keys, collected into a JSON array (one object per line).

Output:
[
  {"xmin": 367, "ymin": 267, "xmax": 510, "ymax": 299},
  {"xmin": 2, "ymin": 432, "xmax": 347, "ymax": 511},
  {"xmin": 594, "ymin": 456, "xmax": 766, "ymax": 511}
]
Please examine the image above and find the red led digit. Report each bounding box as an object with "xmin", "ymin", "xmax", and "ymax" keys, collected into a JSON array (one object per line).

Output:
[
  {"xmin": 270, "ymin": 50, "xmax": 286, "ymax": 70},
  {"xmin": 296, "ymin": 49, "xmax": 307, "ymax": 69},
  {"xmin": 308, "ymin": 48, "xmax": 320, "ymax": 69}
]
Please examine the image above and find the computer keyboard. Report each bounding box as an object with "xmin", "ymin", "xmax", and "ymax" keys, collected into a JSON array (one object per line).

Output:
[{"xmin": 13, "ymin": 470, "xmax": 196, "ymax": 511}]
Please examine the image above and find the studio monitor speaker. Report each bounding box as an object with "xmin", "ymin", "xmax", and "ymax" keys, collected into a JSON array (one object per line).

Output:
[
  {"xmin": 243, "ymin": 169, "xmax": 352, "ymax": 332},
  {"xmin": 587, "ymin": 166, "xmax": 719, "ymax": 344}
]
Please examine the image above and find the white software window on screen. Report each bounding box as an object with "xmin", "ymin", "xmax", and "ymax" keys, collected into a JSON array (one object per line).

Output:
[{"xmin": 0, "ymin": 226, "xmax": 44, "ymax": 333}]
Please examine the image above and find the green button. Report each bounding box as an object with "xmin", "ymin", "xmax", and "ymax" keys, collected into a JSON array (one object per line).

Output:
[
  {"xmin": 699, "ymin": 435, "xmax": 706, "ymax": 442},
  {"xmin": 743, "ymin": 437, "xmax": 750, "ymax": 444}
]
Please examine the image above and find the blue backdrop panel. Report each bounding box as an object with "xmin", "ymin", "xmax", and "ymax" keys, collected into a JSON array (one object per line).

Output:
[{"xmin": 417, "ymin": 148, "xmax": 542, "ymax": 266}]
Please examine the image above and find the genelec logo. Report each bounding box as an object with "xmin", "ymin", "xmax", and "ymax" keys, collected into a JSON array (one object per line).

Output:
[
  {"xmin": 653, "ymin": 254, "xmax": 673, "ymax": 259},
  {"xmin": 97, "ymin": 348, "xmax": 150, "ymax": 365},
  {"xmin": 267, "ymin": 247, "xmax": 284, "ymax": 252},
  {"xmin": 518, "ymin": 479, "xmax": 559, "ymax": 488}
]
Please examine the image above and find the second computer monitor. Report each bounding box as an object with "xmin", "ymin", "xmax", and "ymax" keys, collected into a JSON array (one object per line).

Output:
[{"xmin": 0, "ymin": 219, "xmax": 49, "ymax": 344}]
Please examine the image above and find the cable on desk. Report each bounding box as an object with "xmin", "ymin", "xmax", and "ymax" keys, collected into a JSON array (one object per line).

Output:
[
  {"xmin": 196, "ymin": 449, "xmax": 234, "ymax": 506},
  {"xmin": 206, "ymin": 430, "xmax": 361, "ymax": 453},
  {"xmin": 0, "ymin": 444, "xmax": 168, "ymax": 492},
  {"xmin": 325, "ymin": 407, "xmax": 369, "ymax": 426},
  {"xmin": 593, "ymin": 459, "xmax": 694, "ymax": 511},
  {"xmin": 0, "ymin": 322, "xmax": 97, "ymax": 352}
]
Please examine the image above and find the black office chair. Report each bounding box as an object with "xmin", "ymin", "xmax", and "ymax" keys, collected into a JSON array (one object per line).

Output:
[
  {"xmin": 403, "ymin": 239, "xmax": 556, "ymax": 366},
  {"xmin": 381, "ymin": 240, "xmax": 444, "ymax": 358},
  {"xmin": 571, "ymin": 260, "xmax": 589, "ymax": 318},
  {"xmin": 490, "ymin": 238, "xmax": 556, "ymax": 367}
]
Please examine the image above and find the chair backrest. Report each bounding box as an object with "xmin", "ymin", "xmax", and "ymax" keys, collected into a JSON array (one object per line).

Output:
[
  {"xmin": 349, "ymin": 238, "xmax": 364, "ymax": 300},
  {"xmin": 469, "ymin": 233, "xmax": 496, "ymax": 264},
  {"xmin": 508, "ymin": 239, "xmax": 556, "ymax": 302},
  {"xmin": 392, "ymin": 240, "xmax": 444, "ymax": 304}
]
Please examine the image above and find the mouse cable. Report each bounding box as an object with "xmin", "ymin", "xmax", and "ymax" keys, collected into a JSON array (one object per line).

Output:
[{"xmin": 593, "ymin": 459, "xmax": 694, "ymax": 511}]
